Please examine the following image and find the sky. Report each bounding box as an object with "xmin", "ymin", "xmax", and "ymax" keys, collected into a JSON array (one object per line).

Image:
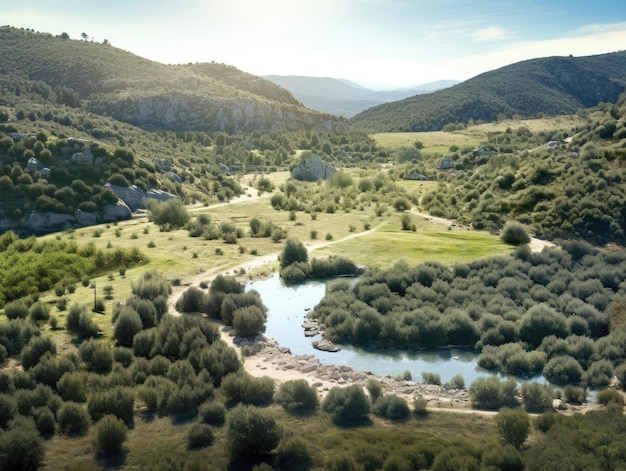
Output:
[{"xmin": 3, "ymin": 0, "xmax": 626, "ymax": 89}]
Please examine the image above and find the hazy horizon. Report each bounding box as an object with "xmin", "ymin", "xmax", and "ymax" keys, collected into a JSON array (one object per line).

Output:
[{"xmin": 4, "ymin": 1, "xmax": 626, "ymax": 88}]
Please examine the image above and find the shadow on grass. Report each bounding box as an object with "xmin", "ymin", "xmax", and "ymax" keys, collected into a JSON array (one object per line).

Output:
[
  {"xmin": 227, "ymin": 455, "xmax": 274, "ymax": 471},
  {"xmin": 96, "ymin": 450, "xmax": 128, "ymax": 469}
]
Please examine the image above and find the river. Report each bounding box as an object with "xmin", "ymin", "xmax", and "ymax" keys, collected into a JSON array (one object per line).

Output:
[{"xmin": 247, "ymin": 273, "xmax": 544, "ymax": 386}]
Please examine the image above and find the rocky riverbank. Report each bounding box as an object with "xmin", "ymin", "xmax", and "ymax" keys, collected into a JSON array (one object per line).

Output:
[{"xmin": 232, "ymin": 333, "xmax": 471, "ymax": 407}]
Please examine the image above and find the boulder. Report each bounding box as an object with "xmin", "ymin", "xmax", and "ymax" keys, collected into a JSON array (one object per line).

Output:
[
  {"xmin": 28, "ymin": 212, "xmax": 75, "ymax": 233},
  {"xmin": 101, "ymin": 201, "xmax": 132, "ymax": 222},
  {"xmin": 292, "ymin": 155, "xmax": 336, "ymax": 181},
  {"xmin": 165, "ymin": 172, "xmax": 183, "ymax": 183},
  {"xmin": 71, "ymin": 147, "xmax": 94, "ymax": 165},
  {"xmin": 146, "ymin": 188, "xmax": 176, "ymax": 203},
  {"xmin": 76, "ymin": 210, "xmax": 99, "ymax": 227},
  {"xmin": 0, "ymin": 217, "xmax": 18, "ymax": 232},
  {"xmin": 105, "ymin": 183, "xmax": 147, "ymax": 211},
  {"xmin": 312, "ymin": 339, "xmax": 340, "ymax": 352},
  {"xmin": 27, "ymin": 157, "xmax": 43, "ymax": 172}
]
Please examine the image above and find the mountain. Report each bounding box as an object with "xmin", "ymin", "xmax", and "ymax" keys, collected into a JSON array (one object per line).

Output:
[
  {"xmin": 349, "ymin": 51, "xmax": 626, "ymax": 132},
  {"xmin": 263, "ymin": 75, "xmax": 458, "ymax": 117},
  {"xmin": 0, "ymin": 26, "xmax": 344, "ymax": 133}
]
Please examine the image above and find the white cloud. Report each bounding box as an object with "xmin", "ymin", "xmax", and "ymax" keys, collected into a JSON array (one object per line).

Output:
[
  {"xmin": 446, "ymin": 21, "xmax": 626, "ymax": 80},
  {"xmin": 472, "ymin": 26, "xmax": 506, "ymax": 42}
]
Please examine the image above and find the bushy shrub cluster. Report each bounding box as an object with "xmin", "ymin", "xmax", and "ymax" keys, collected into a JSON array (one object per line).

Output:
[
  {"xmin": 322, "ymin": 385, "xmax": 370, "ymax": 425},
  {"xmin": 0, "ymin": 233, "xmax": 146, "ymax": 306},
  {"xmin": 310, "ymin": 246, "xmax": 626, "ymax": 385},
  {"xmin": 275, "ymin": 379, "xmax": 319, "ymax": 414},
  {"xmin": 176, "ymin": 275, "xmax": 268, "ymax": 337}
]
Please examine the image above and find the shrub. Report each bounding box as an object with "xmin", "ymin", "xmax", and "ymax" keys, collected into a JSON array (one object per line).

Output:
[
  {"xmin": 449, "ymin": 374, "xmax": 465, "ymax": 389},
  {"xmin": 198, "ymin": 401, "xmax": 226, "ymax": 426},
  {"xmin": 519, "ymin": 304, "xmax": 568, "ymax": 347},
  {"xmin": 469, "ymin": 377, "xmax": 518, "ymax": 410},
  {"xmin": 147, "ymin": 199, "xmax": 190, "ymax": 230},
  {"xmin": 365, "ymin": 378, "xmax": 383, "ymax": 403},
  {"xmin": 275, "ymin": 436, "xmax": 313, "ymax": 470},
  {"xmin": 322, "ymin": 385, "xmax": 370, "ymax": 425},
  {"xmin": 583, "ymin": 359, "xmax": 614, "ymax": 387},
  {"xmin": 4, "ymin": 300, "xmax": 29, "ymax": 320},
  {"xmin": 422, "ymin": 372, "xmax": 442, "ymax": 385},
  {"xmin": 521, "ymin": 382, "xmax": 553, "ymax": 413},
  {"xmin": 596, "ymin": 388, "xmax": 624, "ymax": 406},
  {"xmin": 113, "ymin": 308, "xmax": 143, "ymax": 347},
  {"xmin": 132, "ymin": 270, "xmax": 171, "ymax": 300},
  {"xmin": 563, "ymin": 385, "xmax": 587, "ymax": 403},
  {"xmin": 187, "ymin": 423, "xmax": 214, "ymax": 449},
  {"xmin": 176, "ymin": 286, "xmax": 208, "ymax": 313},
  {"xmin": 33, "ymin": 406, "xmax": 56, "ymax": 435},
  {"xmin": 0, "ymin": 394, "xmax": 17, "ymax": 428},
  {"xmin": 393, "ymin": 197, "xmax": 411, "ymax": 211},
  {"xmin": 93, "ymin": 414, "xmax": 127, "ymax": 454},
  {"xmin": 413, "ymin": 396, "xmax": 428, "ymax": 416},
  {"xmin": 0, "ymin": 427, "xmax": 45, "ymax": 471},
  {"xmin": 280, "ymin": 262, "xmax": 311, "ymax": 284},
  {"xmin": 372, "ymin": 394, "xmax": 410, "ymax": 421},
  {"xmin": 232, "ymin": 306, "xmax": 266, "ymax": 337},
  {"xmin": 79, "ymin": 339, "xmax": 113, "ymax": 372},
  {"xmin": 495, "ymin": 407, "xmax": 530, "ymax": 449},
  {"xmin": 66, "ymin": 304, "xmax": 99, "ymax": 338},
  {"xmin": 542, "ymin": 356, "xmax": 584, "ymax": 384},
  {"xmin": 57, "ymin": 401, "xmax": 90, "ymax": 435},
  {"xmin": 227, "ymin": 404, "xmax": 281, "ymax": 457},
  {"xmin": 88, "ymin": 387, "xmax": 135, "ymax": 423},
  {"xmin": 275, "ymin": 379, "xmax": 319, "ymax": 414},
  {"xmin": 21, "ymin": 336, "xmax": 57, "ymax": 370},
  {"xmin": 501, "ymin": 221, "xmax": 530, "ymax": 245},
  {"xmin": 221, "ymin": 371, "xmax": 275, "ymax": 405},
  {"xmin": 57, "ymin": 371, "xmax": 88, "ymax": 402},
  {"xmin": 481, "ymin": 444, "xmax": 523, "ymax": 471},
  {"xmin": 280, "ymin": 237, "xmax": 308, "ymax": 268},
  {"xmin": 29, "ymin": 301, "xmax": 50, "ymax": 323},
  {"xmin": 534, "ymin": 411, "xmax": 557, "ymax": 433}
]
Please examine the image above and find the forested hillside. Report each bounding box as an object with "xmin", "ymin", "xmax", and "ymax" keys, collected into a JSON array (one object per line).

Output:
[
  {"xmin": 351, "ymin": 51, "xmax": 626, "ymax": 132},
  {"xmin": 0, "ymin": 26, "xmax": 343, "ymax": 133},
  {"xmin": 404, "ymin": 97, "xmax": 626, "ymax": 244}
]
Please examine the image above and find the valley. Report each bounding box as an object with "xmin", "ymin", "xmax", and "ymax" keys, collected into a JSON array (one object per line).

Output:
[{"xmin": 1, "ymin": 25, "xmax": 626, "ymax": 471}]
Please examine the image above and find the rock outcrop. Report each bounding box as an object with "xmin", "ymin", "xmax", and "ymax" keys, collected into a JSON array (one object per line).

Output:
[
  {"xmin": 106, "ymin": 184, "xmax": 176, "ymax": 211},
  {"xmin": 90, "ymin": 94, "xmax": 347, "ymax": 134},
  {"xmin": 27, "ymin": 200, "xmax": 132, "ymax": 234},
  {"xmin": 106, "ymin": 183, "xmax": 146, "ymax": 211},
  {"xmin": 291, "ymin": 155, "xmax": 336, "ymax": 181}
]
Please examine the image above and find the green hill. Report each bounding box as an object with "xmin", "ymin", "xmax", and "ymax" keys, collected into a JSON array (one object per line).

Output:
[
  {"xmin": 350, "ymin": 51, "xmax": 626, "ymax": 132},
  {"xmin": 0, "ymin": 26, "xmax": 344, "ymax": 133}
]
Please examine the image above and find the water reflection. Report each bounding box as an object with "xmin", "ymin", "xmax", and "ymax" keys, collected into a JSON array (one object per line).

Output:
[{"xmin": 247, "ymin": 273, "xmax": 543, "ymax": 385}]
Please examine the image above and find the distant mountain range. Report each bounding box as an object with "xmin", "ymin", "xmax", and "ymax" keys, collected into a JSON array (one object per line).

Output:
[
  {"xmin": 349, "ymin": 51, "xmax": 626, "ymax": 133},
  {"xmin": 263, "ymin": 76, "xmax": 459, "ymax": 117}
]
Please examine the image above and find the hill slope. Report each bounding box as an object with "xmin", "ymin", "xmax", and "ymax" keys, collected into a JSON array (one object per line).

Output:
[
  {"xmin": 350, "ymin": 52, "xmax": 626, "ymax": 132},
  {"xmin": 263, "ymin": 75, "xmax": 457, "ymax": 117},
  {"xmin": 0, "ymin": 26, "xmax": 344, "ymax": 132}
]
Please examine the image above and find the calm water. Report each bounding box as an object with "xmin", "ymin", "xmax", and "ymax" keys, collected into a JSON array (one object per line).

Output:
[{"xmin": 247, "ymin": 273, "xmax": 541, "ymax": 385}]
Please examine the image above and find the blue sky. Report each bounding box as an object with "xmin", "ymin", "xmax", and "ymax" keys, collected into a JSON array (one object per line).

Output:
[{"xmin": 4, "ymin": 0, "xmax": 626, "ymax": 88}]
